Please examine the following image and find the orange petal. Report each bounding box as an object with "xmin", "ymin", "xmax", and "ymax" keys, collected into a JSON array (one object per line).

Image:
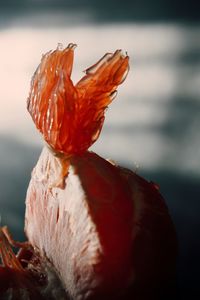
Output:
[
  {"xmin": 73, "ymin": 50, "xmax": 129, "ymax": 152},
  {"xmin": 27, "ymin": 45, "xmax": 129, "ymax": 156},
  {"xmin": 0, "ymin": 227, "xmax": 23, "ymax": 271}
]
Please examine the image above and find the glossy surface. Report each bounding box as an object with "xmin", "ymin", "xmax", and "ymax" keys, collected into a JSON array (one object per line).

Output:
[{"xmin": 27, "ymin": 44, "xmax": 129, "ymax": 156}]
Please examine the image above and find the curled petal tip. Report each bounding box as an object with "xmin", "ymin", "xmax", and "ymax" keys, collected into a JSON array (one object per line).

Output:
[
  {"xmin": 84, "ymin": 53, "xmax": 113, "ymax": 75},
  {"xmin": 115, "ymin": 49, "xmax": 129, "ymax": 61},
  {"xmin": 67, "ymin": 43, "xmax": 77, "ymax": 50},
  {"xmin": 57, "ymin": 43, "xmax": 63, "ymax": 50},
  {"xmin": 57, "ymin": 42, "xmax": 77, "ymax": 52},
  {"xmin": 110, "ymin": 90, "xmax": 118, "ymax": 101}
]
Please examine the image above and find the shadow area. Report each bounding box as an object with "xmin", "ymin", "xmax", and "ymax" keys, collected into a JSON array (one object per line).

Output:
[
  {"xmin": 0, "ymin": 0, "xmax": 199, "ymax": 23},
  {"xmin": 0, "ymin": 135, "xmax": 41, "ymax": 241},
  {"xmin": 139, "ymin": 169, "xmax": 200, "ymax": 299}
]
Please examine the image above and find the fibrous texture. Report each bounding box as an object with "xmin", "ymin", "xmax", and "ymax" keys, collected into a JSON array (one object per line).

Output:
[{"xmin": 27, "ymin": 43, "xmax": 129, "ymax": 156}]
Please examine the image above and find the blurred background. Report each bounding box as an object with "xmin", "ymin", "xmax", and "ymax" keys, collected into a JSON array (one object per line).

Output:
[{"xmin": 0, "ymin": 0, "xmax": 199, "ymax": 298}]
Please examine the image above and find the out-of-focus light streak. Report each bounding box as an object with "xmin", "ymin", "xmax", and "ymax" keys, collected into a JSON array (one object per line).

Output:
[{"xmin": 0, "ymin": 22, "xmax": 199, "ymax": 175}]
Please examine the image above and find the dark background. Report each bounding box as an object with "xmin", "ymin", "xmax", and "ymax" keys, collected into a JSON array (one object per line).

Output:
[
  {"xmin": 0, "ymin": 0, "xmax": 199, "ymax": 21},
  {"xmin": 0, "ymin": 1, "xmax": 199, "ymax": 299}
]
